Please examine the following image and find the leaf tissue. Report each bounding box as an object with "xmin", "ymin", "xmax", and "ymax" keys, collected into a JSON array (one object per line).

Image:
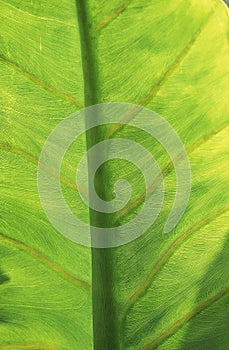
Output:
[{"xmin": 0, "ymin": 0, "xmax": 228, "ymax": 349}]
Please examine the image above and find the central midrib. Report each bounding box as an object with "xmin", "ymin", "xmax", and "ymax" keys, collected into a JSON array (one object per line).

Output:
[{"xmin": 75, "ymin": 1, "xmax": 119, "ymax": 350}]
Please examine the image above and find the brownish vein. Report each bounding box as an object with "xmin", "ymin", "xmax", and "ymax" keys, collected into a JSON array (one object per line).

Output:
[
  {"xmin": 139, "ymin": 284, "xmax": 229, "ymax": 350},
  {"xmin": 0, "ymin": 56, "xmax": 82, "ymax": 107},
  {"xmin": 121, "ymin": 206, "xmax": 229, "ymax": 320},
  {"xmin": 96, "ymin": 0, "xmax": 132, "ymax": 31},
  {"xmin": 114, "ymin": 121, "xmax": 228, "ymax": 223},
  {"xmin": 139, "ymin": 14, "xmax": 211, "ymax": 107},
  {"xmin": 0, "ymin": 143, "xmax": 38, "ymax": 164},
  {"xmin": 0, "ymin": 232, "xmax": 91, "ymax": 290},
  {"xmin": 107, "ymin": 11, "xmax": 212, "ymax": 137},
  {"xmin": 0, "ymin": 345, "xmax": 60, "ymax": 350},
  {"xmin": 0, "ymin": 143, "xmax": 79, "ymax": 192}
]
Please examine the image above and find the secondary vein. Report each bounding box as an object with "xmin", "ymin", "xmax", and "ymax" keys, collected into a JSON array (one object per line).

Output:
[
  {"xmin": 0, "ymin": 232, "xmax": 90, "ymax": 290},
  {"xmin": 139, "ymin": 284, "xmax": 229, "ymax": 350},
  {"xmin": 0, "ymin": 56, "xmax": 82, "ymax": 107},
  {"xmin": 0, "ymin": 143, "xmax": 79, "ymax": 192},
  {"xmin": 114, "ymin": 122, "xmax": 228, "ymax": 223},
  {"xmin": 121, "ymin": 206, "xmax": 229, "ymax": 319},
  {"xmin": 0, "ymin": 345, "xmax": 60, "ymax": 350},
  {"xmin": 107, "ymin": 10, "xmax": 213, "ymax": 138},
  {"xmin": 96, "ymin": 0, "xmax": 133, "ymax": 31}
]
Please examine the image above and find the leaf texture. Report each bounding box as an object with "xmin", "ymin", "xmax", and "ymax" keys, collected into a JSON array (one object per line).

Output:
[{"xmin": 0, "ymin": 0, "xmax": 229, "ymax": 349}]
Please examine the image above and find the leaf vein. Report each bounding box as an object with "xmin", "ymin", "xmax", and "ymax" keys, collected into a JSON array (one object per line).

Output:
[
  {"xmin": 0, "ymin": 232, "xmax": 91, "ymax": 290},
  {"xmin": 108, "ymin": 10, "xmax": 213, "ymax": 137},
  {"xmin": 0, "ymin": 143, "xmax": 78, "ymax": 192},
  {"xmin": 139, "ymin": 284, "xmax": 229, "ymax": 350},
  {"xmin": 96, "ymin": 0, "xmax": 132, "ymax": 31},
  {"xmin": 0, "ymin": 345, "xmax": 60, "ymax": 350},
  {"xmin": 121, "ymin": 206, "xmax": 229, "ymax": 319},
  {"xmin": 115, "ymin": 122, "xmax": 228, "ymax": 223},
  {"xmin": 0, "ymin": 56, "xmax": 82, "ymax": 107},
  {"xmin": 139, "ymin": 12, "xmax": 212, "ymax": 107}
]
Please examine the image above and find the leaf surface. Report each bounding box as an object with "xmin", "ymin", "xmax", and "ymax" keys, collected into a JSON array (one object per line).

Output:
[{"xmin": 0, "ymin": 0, "xmax": 228, "ymax": 349}]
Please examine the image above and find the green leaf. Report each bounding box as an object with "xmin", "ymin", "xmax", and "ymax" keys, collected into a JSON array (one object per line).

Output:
[{"xmin": 0, "ymin": 0, "xmax": 228, "ymax": 349}]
